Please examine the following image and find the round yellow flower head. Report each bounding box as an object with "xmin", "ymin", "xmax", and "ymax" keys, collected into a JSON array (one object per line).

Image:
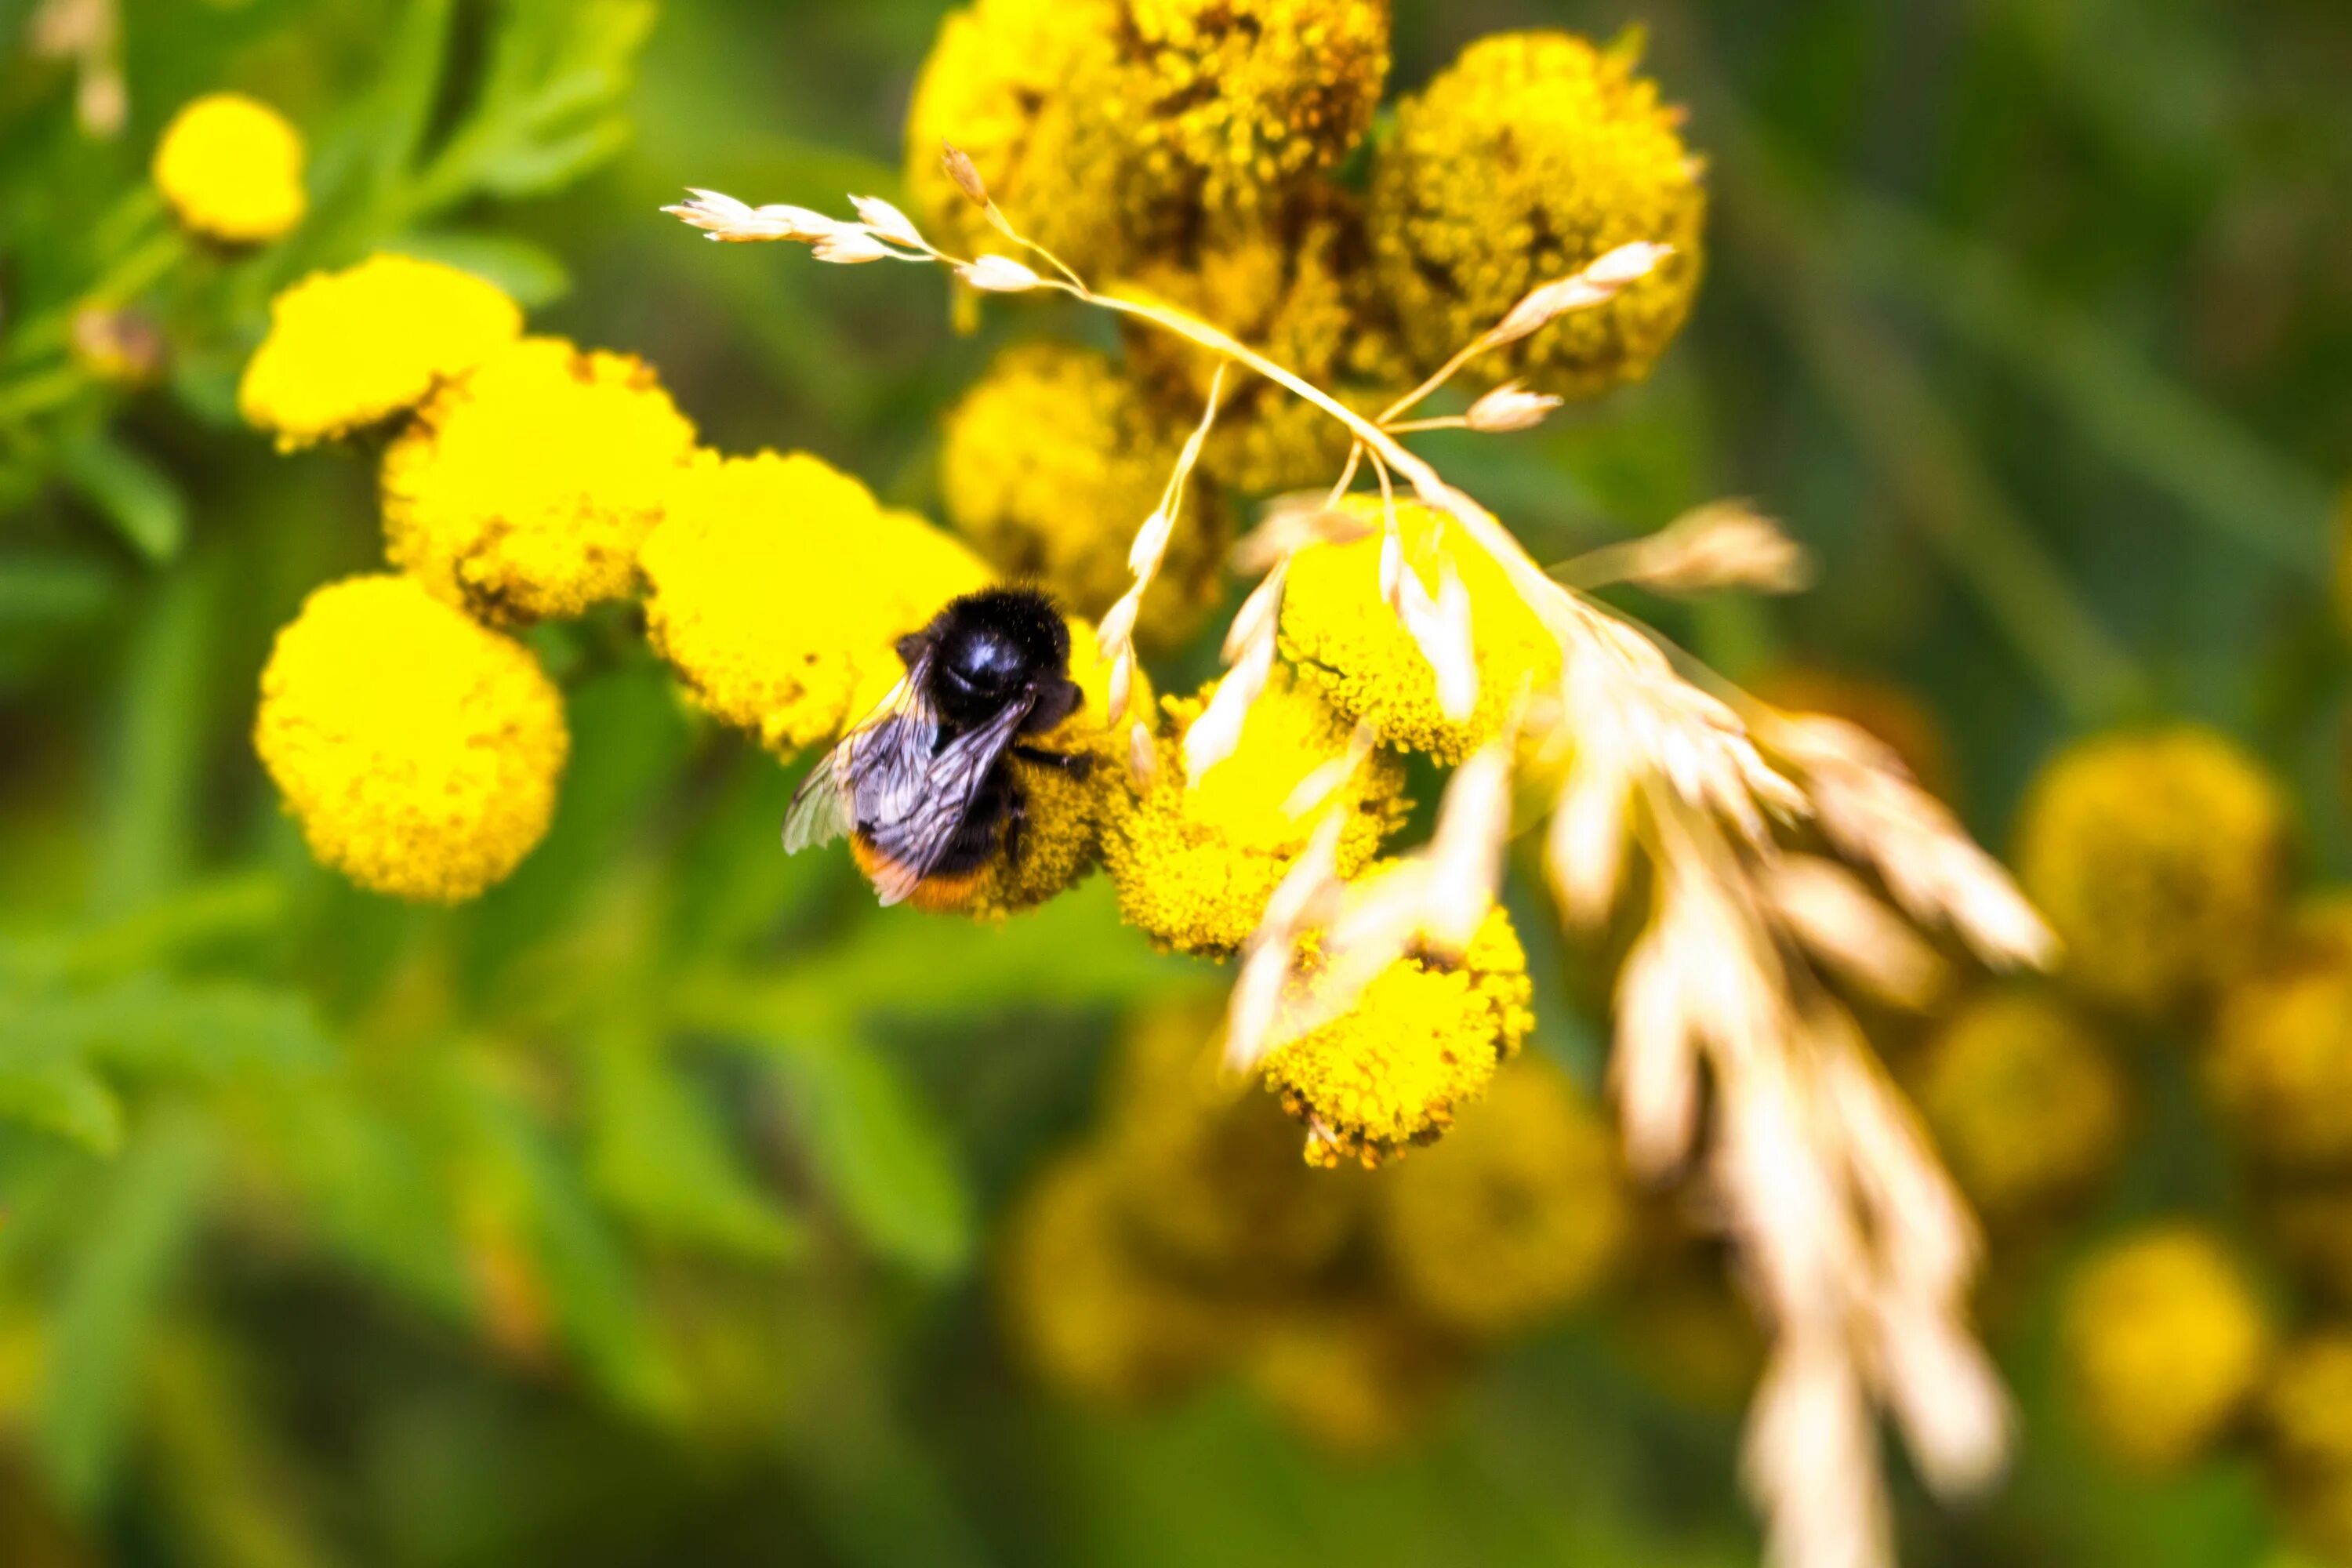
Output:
[
  {"xmin": 996, "ymin": 1149, "xmax": 1237, "ymax": 1406},
  {"xmin": 1105, "ymin": 667, "xmax": 1406, "ymax": 955},
  {"xmin": 942, "ymin": 342, "xmax": 1229, "ymax": 650},
  {"xmin": 383, "ymin": 337, "xmax": 699, "ymax": 624},
  {"xmin": 1371, "ymin": 1054, "xmax": 1629, "ymax": 1339},
  {"xmin": 1264, "ymin": 869, "xmax": 1536, "ymax": 1167},
  {"xmin": 238, "ymin": 256, "xmax": 522, "ymax": 449},
  {"xmin": 153, "ymin": 93, "xmax": 305, "ymax": 245},
  {"xmin": 2060, "ymin": 1225, "xmax": 2272, "ymax": 1472},
  {"xmin": 902, "ymin": 0, "xmax": 1133, "ymax": 278},
  {"xmin": 2016, "ymin": 725, "xmax": 2291, "ymax": 1016},
  {"xmin": 255, "ymin": 575, "xmax": 567, "ymax": 902},
  {"xmin": 1243, "ymin": 1296, "xmax": 1460, "ymax": 1455},
  {"xmin": 1278, "ymin": 495, "xmax": 1559, "ymax": 762},
  {"xmin": 1107, "ymin": 0, "xmax": 1389, "ymax": 221},
  {"xmin": 1911, "ymin": 988, "xmax": 2126, "ymax": 1228},
  {"xmin": 1120, "ymin": 195, "xmax": 1409, "ymax": 495},
  {"xmin": 2261, "ymin": 1334, "xmax": 2352, "ymax": 1561},
  {"xmin": 640, "ymin": 452, "xmax": 991, "ymax": 759},
  {"xmin": 1100, "ymin": 995, "xmax": 1367, "ymax": 1283},
  {"xmin": 1370, "ymin": 30, "xmax": 1706, "ymax": 399},
  {"xmin": 2209, "ymin": 942, "xmax": 2352, "ymax": 1172}
]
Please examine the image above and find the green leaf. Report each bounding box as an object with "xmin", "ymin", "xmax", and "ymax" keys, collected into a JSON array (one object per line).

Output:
[
  {"xmin": 0, "ymin": 1055, "xmax": 122, "ymax": 1152},
  {"xmin": 588, "ymin": 1033, "xmax": 804, "ymax": 1261},
  {"xmin": 36, "ymin": 1114, "xmax": 216, "ymax": 1508},
  {"xmin": 771, "ymin": 1036, "xmax": 971, "ymax": 1277},
  {"xmin": 268, "ymin": 1085, "xmax": 471, "ymax": 1319},
  {"xmin": 93, "ymin": 567, "xmax": 219, "ymax": 915},
  {"xmin": 58, "ymin": 427, "xmax": 187, "ymax": 563},
  {"xmin": 392, "ymin": 230, "xmax": 572, "ymax": 310}
]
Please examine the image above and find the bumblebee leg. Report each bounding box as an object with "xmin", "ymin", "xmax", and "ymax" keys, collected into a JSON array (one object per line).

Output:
[{"xmin": 1012, "ymin": 745, "xmax": 1094, "ymax": 779}]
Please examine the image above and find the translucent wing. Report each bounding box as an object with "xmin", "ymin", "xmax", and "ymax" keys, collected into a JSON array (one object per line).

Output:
[
  {"xmin": 781, "ymin": 652, "xmax": 939, "ymax": 855},
  {"xmin": 862, "ymin": 691, "xmax": 1036, "ymax": 906},
  {"xmin": 780, "ymin": 747, "xmax": 851, "ymax": 853}
]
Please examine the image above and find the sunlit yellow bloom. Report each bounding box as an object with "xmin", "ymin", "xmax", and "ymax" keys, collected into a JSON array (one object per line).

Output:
[
  {"xmin": 2260, "ymin": 1334, "xmax": 2352, "ymax": 1561},
  {"xmin": 902, "ymin": 0, "xmax": 1132, "ymax": 277},
  {"xmin": 2060, "ymin": 1225, "xmax": 2272, "ymax": 1472},
  {"xmin": 641, "ymin": 452, "xmax": 990, "ymax": 758},
  {"xmin": 239, "ymin": 255, "xmax": 522, "ymax": 449},
  {"xmin": 1105, "ymin": 668, "xmax": 1406, "ymax": 955},
  {"xmin": 1370, "ymin": 30, "xmax": 1705, "ymax": 399},
  {"xmin": 2016, "ymin": 725, "xmax": 2290, "ymax": 1015},
  {"xmin": 1265, "ymin": 873, "xmax": 1535, "ymax": 1167},
  {"xmin": 153, "ymin": 93, "xmax": 306, "ymax": 245},
  {"xmin": 1278, "ymin": 496, "xmax": 1559, "ymax": 762},
  {"xmin": 1109, "ymin": 0, "xmax": 1389, "ymax": 221},
  {"xmin": 942, "ymin": 341, "xmax": 1229, "ymax": 650},
  {"xmin": 1911, "ymin": 988, "xmax": 2126, "ymax": 1228},
  {"xmin": 255, "ymin": 575, "xmax": 566, "ymax": 902},
  {"xmin": 996, "ymin": 1149, "xmax": 1237, "ymax": 1406},
  {"xmin": 1243, "ymin": 1297, "xmax": 1460, "ymax": 1454},
  {"xmin": 1120, "ymin": 196, "xmax": 1408, "ymax": 495},
  {"xmin": 1100, "ymin": 995, "xmax": 1366, "ymax": 1282},
  {"xmin": 2209, "ymin": 931, "xmax": 2352, "ymax": 1171},
  {"xmin": 1371, "ymin": 1054, "xmax": 1628, "ymax": 1339},
  {"xmin": 383, "ymin": 337, "xmax": 699, "ymax": 623}
]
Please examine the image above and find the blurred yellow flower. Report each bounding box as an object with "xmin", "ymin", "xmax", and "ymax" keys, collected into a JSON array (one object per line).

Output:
[
  {"xmin": 1371, "ymin": 1054, "xmax": 1630, "ymax": 1339},
  {"xmin": 2016, "ymin": 725, "xmax": 2290, "ymax": 1015},
  {"xmin": 2060, "ymin": 1225, "xmax": 2271, "ymax": 1472},
  {"xmin": 1105, "ymin": 667, "xmax": 1406, "ymax": 955},
  {"xmin": 2209, "ymin": 937, "xmax": 2352, "ymax": 1171},
  {"xmin": 1370, "ymin": 31, "xmax": 1706, "ymax": 399},
  {"xmin": 941, "ymin": 341, "xmax": 1229, "ymax": 650},
  {"xmin": 1243, "ymin": 1297, "xmax": 1460, "ymax": 1455},
  {"xmin": 1265, "ymin": 873, "xmax": 1535, "ymax": 1167},
  {"xmin": 1911, "ymin": 988, "xmax": 2126, "ymax": 1228},
  {"xmin": 383, "ymin": 337, "xmax": 699, "ymax": 624},
  {"xmin": 152, "ymin": 92, "xmax": 306, "ymax": 244},
  {"xmin": 1278, "ymin": 496, "xmax": 1559, "ymax": 762},
  {"xmin": 254, "ymin": 575, "xmax": 567, "ymax": 903},
  {"xmin": 241, "ymin": 256, "xmax": 523, "ymax": 450},
  {"xmin": 2261, "ymin": 1333, "xmax": 2352, "ymax": 1561}
]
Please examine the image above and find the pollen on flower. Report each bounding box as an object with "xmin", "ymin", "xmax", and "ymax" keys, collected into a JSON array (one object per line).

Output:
[
  {"xmin": 941, "ymin": 341, "xmax": 1229, "ymax": 650},
  {"xmin": 254, "ymin": 575, "xmax": 567, "ymax": 903},
  {"xmin": 238, "ymin": 256, "xmax": 523, "ymax": 449},
  {"xmin": 153, "ymin": 92, "xmax": 306, "ymax": 245},
  {"xmin": 383, "ymin": 337, "xmax": 700, "ymax": 624},
  {"xmin": 1369, "ymin": 30, "xmax": 1705, "ymax": 399},
  {"xmin": 1370, "ymin": 1054, "xmax": 1631, "ymax": 1338},
  {"xmin": 2015, "ymin": 724, "xmax": 2291, "ymax": 1016},
  {"xmin": 1263, "ymin": 871, "xmax": 1536, "ymax": 1167},
  {"xmin": 1104, "ymin": 667, "xmax": 1406, "ymax": 955},
  {"xmin": 640, "ymin": 452, "xmax": 989, "ymax": 759},
  {"xmin": 1278, "ymin": 495, "xmax": 1559, "ymax": 762}
]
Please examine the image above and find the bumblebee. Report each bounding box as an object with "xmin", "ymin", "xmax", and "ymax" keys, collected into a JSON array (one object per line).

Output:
[{"xmin": 784, "ymin": 586, "xmax": 1094, "ymax": 909}]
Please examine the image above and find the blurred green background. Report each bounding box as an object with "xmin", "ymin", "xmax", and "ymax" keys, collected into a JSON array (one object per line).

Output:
[{"xmin": 2, "ymin": 1, "xmax": 2350, "ymax": 1564}]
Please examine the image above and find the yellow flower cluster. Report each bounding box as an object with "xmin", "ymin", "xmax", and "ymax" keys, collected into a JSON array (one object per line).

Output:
[
  {"xmin": 1911, "ymin": 988, "xmax": 2126, "ymax": 1230},
  {"xmin": 941, "ymin": 341, "xmax": 1229, "ymax": 650},
  {"xmin": 239, "ymin": 255, "xmax": 523, "ymax": 449},
  {"xmin": 2015, "ymin": 725, "xmax": 2290, "ymax": 1015},
  {"xmin": 1105, "ymin": 668, "xmax": 1406, "ymax": 955},
  {"xmin": 997, "ymin": 1001, "xmax": 1624, "ymax": 1450},
  {"xmin": 1279, "ymin": 496, "xmax": 1559, "ymax": 762},
  {"xmin": 2060, "ymin": 1225, "xmax": 2272, "ymax": 1472},
  {"xmin": 2209, "ymin": 903, "xmax": 2352, "ymax": 1171},
  {"xmin": 2262, "ymin": 1334, "xmax": 2352, "ymax": 1561},
  {"xmin": 254, "ymin": 575, "xmax": 567, "ymax": 903},
  {"xmin": 1370, "ymin": 31, "xmax": 1706, "ymax": 398},
  {"xmin": 383, "ymin": 337, "xmax": 699, "ymax": 624},
  {"xmin": 152, "ymin": 93, "xmax": 306, "ymax": 245},
  {"xmin": 1265, "ymin": 867, "xmax": 1537, "ymax": 1167}
]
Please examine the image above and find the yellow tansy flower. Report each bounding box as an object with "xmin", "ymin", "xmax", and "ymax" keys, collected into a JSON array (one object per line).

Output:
[
  {"xmin": 1371, "ymin": 1054, "xmax": 1630, "ymax": 1339},
  {"xmin": 1370, "ymin": 31, "xmax": 1706, "ymax": 399},
  {"xmin": 153, "ymin": 93, "xmax": 306, "ymax": 245},
  {"xmin": 239, "ymin": 256, "xmax": 523, "ymax": 449},
  {"xmin": 1105, "ymin": 667, "xmax": 1406, "ymax": 955},
  {"xmin": 2015, "ymin": 725, "xmax": 2291, "ymax": 1016},
  {"xmin": 2209, "ymin": 935, "xmax": 2352, "ymax": 1172},
  {"xmin": 2060, "ymin": 1225, "xmax": 2272, "ymax": 1472},
  {"xmin": 942, "ymin": 341, "xmax": 1229, "ymax": 650},
  {"xmin": 1912, "ymin": 988, "xmax": 2126, "ymax": 1228},
  {"xmin": 1278, "ymin": 495, "xmax": 1559, "ymax": 762},
  {"xmin": 2260, "ymin": 1334, "xmax": 2352, "ymax": 1562},
  {"xmin": 383, "ymin": 337, "xmax": 699, "ymax": 624},
  {"xmin": 255, "ymin": 575, "xmax": 567, "ymax": 903},
  {"xmin": 1243, "ymin": 1297, "xmax": 1461, "ymax": 1454},
  {"xmin": 1265, "ymin": 871, "xmax": 1536, "ymax": 1167}
]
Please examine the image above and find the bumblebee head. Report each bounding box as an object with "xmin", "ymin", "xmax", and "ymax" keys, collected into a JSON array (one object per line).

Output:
[{"xmin": 909, "ymin": 586, "xmax": 1073, "ymax": 725}]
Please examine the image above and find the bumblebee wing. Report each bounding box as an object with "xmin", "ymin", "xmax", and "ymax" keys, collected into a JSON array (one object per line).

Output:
[
  {"xmin": 781, "ymin": 747, "xmax": 851, "ymax": 853},
  {"xmin": 782, "ymin": 653, "xmax": 940, "ymax": 855},
  {"xmin": 863, "ymin": 691, "xmax": 1036, "ymax": 907}
]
